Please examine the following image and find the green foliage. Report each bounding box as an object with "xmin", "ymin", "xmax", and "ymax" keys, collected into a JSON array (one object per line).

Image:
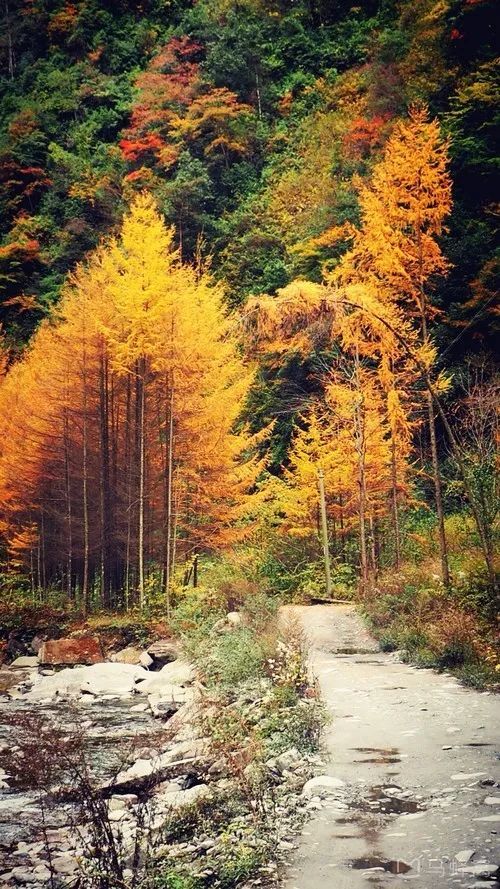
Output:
[
  {"xmin": 2, "ymin": 0, "xmax": 497, "ymax": 366},
  {"xmin": 203, "ymin": 626, "xmax": 272, "ymax": 688}
]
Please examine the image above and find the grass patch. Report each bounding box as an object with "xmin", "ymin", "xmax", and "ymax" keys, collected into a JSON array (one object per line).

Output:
[{"xmin": 362, "ymin": 562, "xmax": 499, "ymax": 690}]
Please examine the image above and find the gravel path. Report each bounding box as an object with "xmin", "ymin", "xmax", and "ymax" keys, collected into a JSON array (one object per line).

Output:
[{"xmin": 283, "ymin": 604, "xmax": 500, "ymax": 889}]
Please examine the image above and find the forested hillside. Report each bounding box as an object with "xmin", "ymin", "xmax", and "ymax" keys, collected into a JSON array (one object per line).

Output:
[{"xmin": 0, "ymin": 0, "xmax": 498, "ymax": 683}]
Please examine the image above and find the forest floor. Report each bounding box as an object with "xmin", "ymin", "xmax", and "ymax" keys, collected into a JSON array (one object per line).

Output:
[{"xmin": 282, "ymin": 604, "xmax": 500, "ymax": 889}]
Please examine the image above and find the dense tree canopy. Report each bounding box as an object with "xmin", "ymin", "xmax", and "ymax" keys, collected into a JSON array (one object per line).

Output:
[{"xmin": 0, "ymin": 0, "xmax": 497, "ymax": 606}]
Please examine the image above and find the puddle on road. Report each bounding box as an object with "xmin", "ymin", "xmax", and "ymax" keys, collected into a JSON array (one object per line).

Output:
[
  {"xmin": 353, "ymin": 785, "xmax": 425, "ymax": 816},
  {"xmin": 335, "ymin": 647, "xmax": 380, "ymax": 656},
  {"xmin": 349, "ymin": 856, "xmax": 412, "ymax": 874},
  {"xmin": 351, "ymin": 746, "xmax": 401, "ymax": 764}
]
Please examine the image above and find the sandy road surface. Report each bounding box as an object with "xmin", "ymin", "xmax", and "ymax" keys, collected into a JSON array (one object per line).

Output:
[{"xmin": 282, "ymin": 604, "xmax": 499, "ymax": 889}]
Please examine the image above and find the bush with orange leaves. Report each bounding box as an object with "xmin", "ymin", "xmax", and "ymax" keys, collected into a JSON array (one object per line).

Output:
[{"xmin": 426, "ymin": 605, "xmax": 482, "ymax": 660}]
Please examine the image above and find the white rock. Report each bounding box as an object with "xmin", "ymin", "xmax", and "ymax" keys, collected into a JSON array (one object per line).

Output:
[
  {"xmin": 53, "ymin": 856, "xmax": 78, "ymax": 874},
  {"xmin": 451, "ymin": 772, "xmax": 486, "ymax": 781},
  {"xmin": 114, "ymin": 739, "xmax": 207, "ymax": 787},
  {"xmin": 458, "ymin": 864, "xmax": 499, "ymax": 877},
  {"xmin": 10, "ymin": 657, "xmax": 38, "ymax": 669},
  {"xmin": 302, "ymin": 775, "xmax": 345, "ymax": 798},
  {"xmin": 473, "ymin": 815, "xmax": 500, "ymax": 822},
  {"xmin": 28, "ymin": 667, "xmax": 88, "ymax": 700},
  {"xmin": 80, "ymin": 662, "xmax": 148, "ymax": 696},
  {"xmin": 135, "ymin": 661, "xmax": 194, "ymax": 694},
  {"xmin": 139, "ymin": 652, "xmax": 154, "ymax": 669},
  {"xmin": 148, "ymin": 690, "xmax": 192, "ymax": 715},
  {"xmin": 110, "ymin": 647, "xmax": 144, "ymax": 665},
  {"xmin": 226, "ymin": 611, "xmax": 242, "ymax": 626},
  {"xmin": 484, "ymin": 796, "xmax": 500, "ymax": 805},
  {"xmin": 275, "ymin": 748, "xmax": 302, "ymax": 772},
  {"xmin": 11, "ymin": 867, "xmax": 39, "ymax": 883},
  {"xmin": 157, "ymin": 783, "xmax": 211, "ymax": 811},
  {"xmin": 455, "ymin": 850, "xmax": 475, "ymax": 864}
]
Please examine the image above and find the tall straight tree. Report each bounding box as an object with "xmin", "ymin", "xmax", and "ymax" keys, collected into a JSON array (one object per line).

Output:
[
  {"xmin": 340, "ymin": 105, "xmax": 453, "ymax": 583},
  {"xmin": 0, "ymin": 195, "xmax": 260, "ymax": 605}
]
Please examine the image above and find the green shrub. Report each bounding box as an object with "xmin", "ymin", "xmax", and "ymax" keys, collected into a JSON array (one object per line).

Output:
[
  {"xmin": 216, "ymin": 838, "xmax": 266, "ymax": 888},
  {"xmin": 156, "ymin": 871, "xmax": 203, "ymax": 889},
  {"xmin": 456, "ymin": 663, "xmax": 497, "ymax": 690},
  {"xmin": 260, "ymin": 694, "xmax": 325, "ymax": 755},
  {"xmin": 378, "ymin": 632, "xmax": 399, "ymax": 652},
  {"xmin": 202, "ymin": 626, "xmax": 270, "ymax": 688}
]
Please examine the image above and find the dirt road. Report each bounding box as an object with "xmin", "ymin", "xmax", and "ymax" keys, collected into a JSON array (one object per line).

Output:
[{"xmin": 283, "ymin": 604, "xmax": 499, "ymax": 889}]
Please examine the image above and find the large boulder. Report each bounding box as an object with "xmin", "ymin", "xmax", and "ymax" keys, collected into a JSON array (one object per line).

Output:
[
  {"xmin": 135, "ymin": 660, "xmax": 195, "ymax": 695},
  {"xmin": 0, "ymin": 668, "xmax": 26, "ymax": 694},
  {"xmin": 28, "ymin": 667, "xmax": 88, "ymax": 700},
  {"xmin": 146, "ymin": 639, "xmax": 182, "ymax": 670},
  {"xmin": 38, "ymin": 637, "xmax": 104, "ymax": 666},
  {"xmin": 114, "ymin": 739, "xmax": 208, "ymax": 789},
  {"xmin": 110, "ymin": 647, "xmax": 145, "ymax": 666},
  {"xmin": 28, "ymin": 662, "xmax": 148, "ymax": 700},
  {"xmin": 9, "ymin": 656, "xmax": 38, "ymax": 669},
  {"xmin": 80, "ymin": 662, "xmax": 148, "ymax": 696}
]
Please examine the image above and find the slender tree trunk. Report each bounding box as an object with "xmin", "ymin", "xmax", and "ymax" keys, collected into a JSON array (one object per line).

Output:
[
  {"xmin": 30, "ymin": 543, "xmax": 35, "ymax": 602},
  {"xmin": 369, "ymin": 514, "xmax": 378, "ymax": 577},
  {"xmin": 338, "ymin": 494, "xmax": 346, "ymax": 562},
  {"xmin": 5, "ymin": 0, "xmax": 14, "ymax": 79},
  {"xmin": 137, "ymin": 357, "xmax": 146, "ymax": 608},
  {"xmin": 164, "ymin": 382, "xmax": 175, "ymax": 612},
  {"xmin": 99, "ymin": 349, "xmax": 112, "ymax": 607},
  {"xmin": 81, "ymin": 329, "xmax": 90, "ymax": 615},
  {"xmin": 390, "ymin": 436, "xmax": 401, "ymax": 569},
  {"xmin": 416, "ymin": 209, "xmax": 450, "ymax": 586},
  {"xmin": 318, "ymin": 468, "xmax": 332, "ymax": 598},
  {"xmin": 124, "ymin": 376, "xmax": 132, "ymax": 610},
  {"xmin": 255, "ymin": 70, "xmax": 262, "ymax": 119},
  {"xmin": 428, "ymin": 379, "xmax": 497, "ymax": 588},
  {"xmin": 170, "ymin": 468, "xmax": 180, "ymax": 597},
  {"xmin": 426, "ymin": 388, "xmax": 450, "ymax": 585},
  {"xmin": 63, "ymin": 409, "xmax": 73, "ymax": 601},
  {"xmin": 353, "ymin": 348, "xmax": 368, "ymax": 588},
  {"xmin": 40, "ymin": 511, "xmax": 46, "ymax": 590}
]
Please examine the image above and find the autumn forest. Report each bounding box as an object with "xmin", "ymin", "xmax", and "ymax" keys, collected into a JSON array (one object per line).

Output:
[{"xmin": 0, "ymin": 0, "xmax": 498, "ymax": 652}]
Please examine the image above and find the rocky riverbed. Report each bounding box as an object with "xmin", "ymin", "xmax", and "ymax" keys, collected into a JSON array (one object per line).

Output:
[{"xmin": 0, "ymin": 628, "xmax": 323, "ymax": 888}]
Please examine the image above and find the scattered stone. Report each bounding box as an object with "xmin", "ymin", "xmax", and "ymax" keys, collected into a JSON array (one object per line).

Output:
[
  {"xmin": 458, "ymin": 864, "xmax": 499, "ymax": 878},
  {"xmin": 484, "ymin": 797, "xmax": 500, "ymax": 805},
  {"xmin": 28, "ymin": 667, "xmax": 87, "ymax": 700},
  {"xmin": 52, "ymin": 855, "xmax": 78, "ymax": 875},
  {"xmin": 146, "ymin": 640, "xmax": 181, "ymax": 669},
  {"xmin": 114, "ymin": 739, "xmax": 208, "ymax": 789},
  {"xmin": 110, "ymin": 647, "xmax": 145, "ymax": 665},
  {"xmin": 274, "ymin": 748, "xmax": 302, "ymax": 773},
  {"xmin": 226, "ymin": 611, "xmax": 242, "ymax": 627},
  {"xmin": 11, "ymin": 867, "xmax": 39, "ymax": 883},
  {"xmin": 9, "ymin": 657, "xmax": 38, "ymax": 669},
  {"xmin": 148, "ymin": 694, "xmax": 182, "ymax": 717},
  {"xmin": 139, "ymin": 652, "xmax": 154, "ymax": 669},
  {"xmin": 302, "ymin": 775, "xmax": 345, "ymax": 798},
  {"xmin": 451, "ymin": 772, "xmax": 487, "ymax": 781},
  {"xmin": 135, "ymin": 660, "xmax": 195, "ymax": 694},
  {"xmin": 473, "ymin": 815, "xmax": 500, "ymax": 823},
  {"xmin": 156, "ymin": 783, "xmax": 211, "ymax": 810},
  {"xmin": 455, "ymin": 850, "xmax": 475, "ymax": 864},
  {"xmin": 38, "ymin": 636, "xmax": 103, "ymax": 666},
  {"xmin": 80, "ymin": 662, "xmax": 148, "ymax": 696},
  {"xmin": 442, "ymin": 745, "xmax": 453, "ymax": 750},
  {"xmin": 0, "ymin": 669, "xmax": 24, "ymax": 693}
]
